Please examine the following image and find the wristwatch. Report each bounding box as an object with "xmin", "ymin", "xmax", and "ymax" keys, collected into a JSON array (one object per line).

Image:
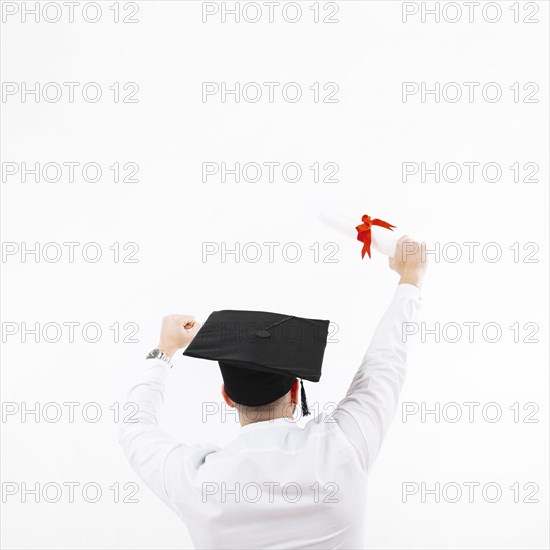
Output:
[{"xmin": 146, "ymin": 348, "xmax": 173, "ymax": 367}]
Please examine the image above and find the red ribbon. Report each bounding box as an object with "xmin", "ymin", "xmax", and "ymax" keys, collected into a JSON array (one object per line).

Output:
[{"xmin": 356, "ymin": 214, "xmax": 396, "ymax": 259}]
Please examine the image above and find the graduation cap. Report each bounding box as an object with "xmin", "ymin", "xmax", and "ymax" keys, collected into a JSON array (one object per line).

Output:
[{"xmin": 183, "ymin": 310, "xmax": 330, "ymax": 416}]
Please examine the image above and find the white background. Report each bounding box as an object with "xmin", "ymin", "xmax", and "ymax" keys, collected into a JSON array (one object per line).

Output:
[{"xmin": 1, "ymin": 1, "xmax": 549, "ymax": 548}]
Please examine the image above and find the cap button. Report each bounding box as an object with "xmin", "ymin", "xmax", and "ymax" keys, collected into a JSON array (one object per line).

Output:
[{"xmin": 255, "ymin": 330, "xmax": 271, "ymax": 338}]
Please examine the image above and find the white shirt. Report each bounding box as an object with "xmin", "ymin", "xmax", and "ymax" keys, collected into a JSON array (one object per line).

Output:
[{"xmin": 119, "ymin": 284, "xmax": 421, "ymax": 549}]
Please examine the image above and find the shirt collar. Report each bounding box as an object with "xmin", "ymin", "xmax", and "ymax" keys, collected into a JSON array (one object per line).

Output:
[{"xmin": 239, "ymin": 417, "xmax": 300, "ymax": 434}]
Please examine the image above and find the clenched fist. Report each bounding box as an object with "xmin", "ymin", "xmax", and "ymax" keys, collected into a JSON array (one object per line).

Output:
[{"xmin": 158, "ymin": 315, "xmax": 201, "ymax": 358}]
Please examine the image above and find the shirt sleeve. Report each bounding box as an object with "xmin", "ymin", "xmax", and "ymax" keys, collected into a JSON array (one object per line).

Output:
[
  {"xmin": 332, "ymin": 283, "xmax": 422, "ymax": 472},
  {"xmin": 118, "ymin": 359, "xmax": 218, "ymax": 517}
]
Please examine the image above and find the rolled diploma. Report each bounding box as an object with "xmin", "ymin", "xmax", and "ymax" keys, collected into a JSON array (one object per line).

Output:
[
  {"xmin": 371, "ymin": 227, "xmax": 398, "ymax": 258},
  {"xmin": 319, "ymin": 212, "xmax": 398, "ymax": 258}
]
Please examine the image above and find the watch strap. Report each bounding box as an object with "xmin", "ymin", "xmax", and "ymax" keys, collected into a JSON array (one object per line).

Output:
[{"xmin": 146, "ymin": 348, "xmax": 173, "ymax": 367}]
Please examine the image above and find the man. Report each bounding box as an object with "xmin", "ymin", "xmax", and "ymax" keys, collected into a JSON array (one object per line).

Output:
[{"xmin": 119, "ymin": 236, "xmax": 426, "ymax": 549}]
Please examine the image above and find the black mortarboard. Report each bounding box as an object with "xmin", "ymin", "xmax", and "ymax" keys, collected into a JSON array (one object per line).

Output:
[{"xmin": 182, "ymin": 310, "xmax": 330, "ymax": 416}]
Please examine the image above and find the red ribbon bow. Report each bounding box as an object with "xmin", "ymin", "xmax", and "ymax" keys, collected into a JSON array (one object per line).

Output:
[{"xmin": 356, "ymin": 215, "xmax": 396, "ymax": 259}]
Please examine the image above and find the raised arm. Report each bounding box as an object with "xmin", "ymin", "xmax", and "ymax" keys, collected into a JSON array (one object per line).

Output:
[
  {"xmin": 119, "ymin": 316, "xmax": 215, "ymax": 512},
  {"xmin": 333, "ymin": 237, "xmax": 427, "ymax": 471}
]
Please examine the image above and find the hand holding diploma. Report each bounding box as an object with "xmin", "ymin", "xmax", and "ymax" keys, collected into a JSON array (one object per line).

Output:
[
  {"xmin": 319, "ymin": 210, "xmax": 427, "ymax": 285},
  {"xmin": 390, "ymin": 236, "xmax": 428, "ymax": 288}
]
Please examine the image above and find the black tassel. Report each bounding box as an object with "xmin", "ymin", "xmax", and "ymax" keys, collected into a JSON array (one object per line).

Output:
[{"xmin": 300, "ymin": 379, "xmax": 310, "ymax": 417}]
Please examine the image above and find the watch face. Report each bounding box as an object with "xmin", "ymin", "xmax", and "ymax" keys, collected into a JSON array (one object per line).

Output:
[{"xmin": 146, "ymin": 348, "xmax": 160, "ymax": 360}]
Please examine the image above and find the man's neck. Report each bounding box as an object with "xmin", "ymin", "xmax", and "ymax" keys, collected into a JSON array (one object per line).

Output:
[{"xmin": 238, "ymin": 406, "xmax": 295, "ymax": 427}]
